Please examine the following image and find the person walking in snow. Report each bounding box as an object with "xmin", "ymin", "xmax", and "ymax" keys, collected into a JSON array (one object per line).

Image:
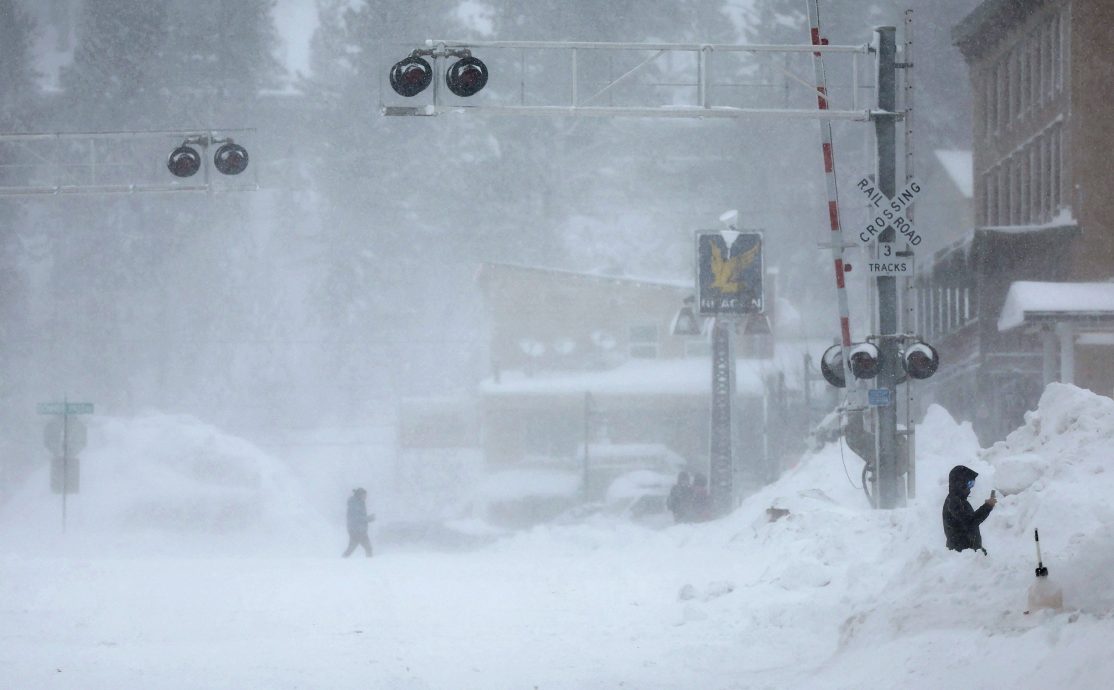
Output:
[
  {"xmin": 342, "ymin": 487, "xmax": 376, "ymax": 558},
  {"xmin": 942, "ymin": 465, "xmax": 996, "ymax": 554},
  {"xmin": 689, "ymin": 473, "xmax": 713, "ymax": 523},
  {"xmin": 666, "ymin": 471, "xmax": 694, "ymax": 523}
]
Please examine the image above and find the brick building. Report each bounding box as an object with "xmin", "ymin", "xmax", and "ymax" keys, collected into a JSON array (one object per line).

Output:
[{"xmin": 915, "ymin": 0, "xmax": 1114, "ymax": 443}]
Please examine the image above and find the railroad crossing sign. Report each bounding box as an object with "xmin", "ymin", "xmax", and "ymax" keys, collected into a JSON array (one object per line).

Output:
[
  {"xmin": 696, "ymin": 231, "xmax": 764, "ymax": 316},
  {"xmin": 854, "ymin": 176, "xmax": 924, "ymax": 247}
]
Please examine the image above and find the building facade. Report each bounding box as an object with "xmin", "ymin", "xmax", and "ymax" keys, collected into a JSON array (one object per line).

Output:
[
  {"xmin": 474, "ymin": 262, "xmax": 804, "ymax": 501},
  {"xmin": 917, "ymin": 0, "xmax": 1114, "ymax": 443}
]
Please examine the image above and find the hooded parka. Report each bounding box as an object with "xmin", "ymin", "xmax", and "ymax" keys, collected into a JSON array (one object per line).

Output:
[{"xmin": 942, "ymin": 465, "xmax": 993, "ymax": 552}]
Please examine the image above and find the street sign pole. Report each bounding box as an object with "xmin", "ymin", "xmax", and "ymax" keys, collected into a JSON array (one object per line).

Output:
[
  {"xmin": 873, "ymin": 27, "xmax": 903, "ymax": 509},
  {"xmin": 62, "ymin": 398, "xmax": 69, "ymax": 532},
  {"xmin": 696, "ymin": 231, "xmax": 764, "ymax": 515},
  {"xmin": 709, "ymin": 317, "xmax": 738, "ymax": 517},
  {"xmin": 38, "ymin": 399, "xmax": 94, "ymax": 531}
]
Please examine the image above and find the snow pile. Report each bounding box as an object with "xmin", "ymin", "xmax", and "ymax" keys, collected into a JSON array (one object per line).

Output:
[
  {"xmin": 0, "ymin": 413, "xmax": 329, "ymax": 556},
  {"xmin": 482, "ymin": 386, "xmax": 1114, "ymax": 688}
]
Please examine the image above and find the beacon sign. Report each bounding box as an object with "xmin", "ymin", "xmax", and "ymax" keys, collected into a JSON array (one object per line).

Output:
[{"xmin": 695, "ymin": 231, "xmax": 764, "ymax": 317}]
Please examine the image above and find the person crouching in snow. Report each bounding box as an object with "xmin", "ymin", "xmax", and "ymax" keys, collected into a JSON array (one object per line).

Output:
[
  {"xmin": 343, "ymin": 487, "xmax": 376, "ymax": 557},
  {"xmin": 942, "ymin": 465, "xmax": 996, "ymax": 554}
]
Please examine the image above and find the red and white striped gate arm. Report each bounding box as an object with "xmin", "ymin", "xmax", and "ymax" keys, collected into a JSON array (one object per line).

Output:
[{"xmin": 807, "ymin": 0, "xmax": 855, "ymax": 386}]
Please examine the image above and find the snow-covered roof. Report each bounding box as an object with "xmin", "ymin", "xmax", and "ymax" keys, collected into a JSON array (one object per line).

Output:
[
  {"xmin": 934, "ymin": 150, "xmax": 973, "ymax": 199},
  {"xmin": 480, "ymin": 358, "xmax": 770, "ymax": 398},
  {"xmin": 477, "ymin": 262, "xmax": 691, "ymax": 291},
  {"xmin": 979, "ymin": 208, "xmax": 1077, "ymax": 234},
  {"xmin": 998, "ymin": 281, "xmax": 1114, "ymax": 331}
]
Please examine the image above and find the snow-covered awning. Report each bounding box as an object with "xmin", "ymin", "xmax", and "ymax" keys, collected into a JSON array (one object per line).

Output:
[
  {"xmin": 480, "ymin": 358, "xmax": 769, "ymax": 398},
  {"xmin": 998, "ymin": 281, "xmax": 1114, "ymax": 332},
  {"xmin": 979, "ymin": 208, "xmax": 1077, "ymax": 236}
]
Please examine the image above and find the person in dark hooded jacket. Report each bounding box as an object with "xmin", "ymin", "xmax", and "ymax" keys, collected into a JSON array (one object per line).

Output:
[
  {"xmin": 942, "ymin": 465, "xmax": 996, "ymax": 553},
  {"xmin": 666, "ymin": 471, "xmax": 693, "ymax": 523},
  {"xmin": 342, "ymin": 488, "xmax": 375, "ymax": 557}
]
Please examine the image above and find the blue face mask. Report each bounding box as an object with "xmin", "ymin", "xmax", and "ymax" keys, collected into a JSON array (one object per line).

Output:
[{"xmin": 966, "ymin": 479, "xmax": 976, "ymax": 491}]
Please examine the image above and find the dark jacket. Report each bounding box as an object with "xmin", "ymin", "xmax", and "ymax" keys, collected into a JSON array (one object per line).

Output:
[
  {"xmin": 347, "ymin": 494, "xmax": 370, "ymax": 535},
  {"xmin": 942, "ymin": 465, "xmax": 992, "ymax": 552},
  {"xmin": 666, "ymin": 483, "xmax": 693, "ymax": 522},
  {"xmin": 688, "ymin": 481, "xmax": 712, "ymax": 523}
]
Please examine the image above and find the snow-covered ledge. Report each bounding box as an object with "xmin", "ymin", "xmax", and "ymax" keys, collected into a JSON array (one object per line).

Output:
[{"xmin": 998, "ymin": 281, "xmax": 1114, "ymax": 386}]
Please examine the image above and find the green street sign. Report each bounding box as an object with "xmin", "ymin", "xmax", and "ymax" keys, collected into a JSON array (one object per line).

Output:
[{"xmin": 37, "ymin": 402, "xmax": 95, "ymax": 415}]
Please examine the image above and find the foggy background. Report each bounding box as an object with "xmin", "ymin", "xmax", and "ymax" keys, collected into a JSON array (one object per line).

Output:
[{"xmin": 0, "ymin": 0, "xmax": 979, "ymax": 494}]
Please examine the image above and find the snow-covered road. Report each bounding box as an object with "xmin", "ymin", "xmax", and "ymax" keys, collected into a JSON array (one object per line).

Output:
[{"xmin": 4, "ymin": 384, "xmax": 1114, "ymax": 689}]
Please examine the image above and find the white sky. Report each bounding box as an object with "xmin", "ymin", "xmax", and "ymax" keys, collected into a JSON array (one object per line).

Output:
[
  {"xmin": 29, "ymin": 0, "xmax": 320, "ymax": 88},
  {"xmin": 273, "ymin": 0, "xmax": 320, "ymax": 77}
]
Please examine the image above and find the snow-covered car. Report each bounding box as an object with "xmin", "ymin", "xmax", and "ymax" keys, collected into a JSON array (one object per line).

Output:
[{"xmin": 604, "ymin": 469, "xmax": 676, "ymax": 522}]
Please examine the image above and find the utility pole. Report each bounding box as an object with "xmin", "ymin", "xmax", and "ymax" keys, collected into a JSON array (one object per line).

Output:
[{"xmin": 873, "ymin": 27, "xmax": 903, "ymax": 509}]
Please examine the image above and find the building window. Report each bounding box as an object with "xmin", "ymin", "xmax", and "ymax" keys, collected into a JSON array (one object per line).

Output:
[
  {"xmin": 1029, "ymin": 144, "xmax": 1039, "ymax": 223},
  {"xmin": 1030, "ymin": 34, "xmax": 1040, "ymax": 109},
  {"xmin": 1061, "ymin": 6, "xmax": 1070, "ymax": 93},
  {"xmin": 989, "ymin": 170, "xmax": 998, "ymax": 226},
  {"xmin": 1039, "ymin": 133, "xmax": 1050, "ymax": 221},
  {"xmin": 628, "ymin": 324, "xmax": 658, "ymax": 359},
  {"xmin": 1051, "ymin": 12, "xmax": 1062, "ymax": 94},
  {"xmin": 936, "ymin": 286, "xmax": 944, "ymax": 336},
  {"xmin": 1002, "ymin": 63, "xmax": 1011, "ymax": 133},
  {"xmin": 1021, "ymin": 147, "xmax": 1032, "ymax": 224},
  {"xmin": 1002, "ymin": 166, "xmax": 1011, "ymax": 225},
  {"xmin": 1051, "ymin": 124, "xmax": 1062, "ymax": 212},
  {"xmin": 1011, "ymin": 160, "xmax": 1020, "ymax": 222},
  {"xmin": 989, "ymin": 71, "xmax": 998, "ymax": 136}
]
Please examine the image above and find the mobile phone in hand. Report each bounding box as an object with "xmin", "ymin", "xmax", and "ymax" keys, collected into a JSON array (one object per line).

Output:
[{"xmin": 991, "ymin": 489, "xmax": 996, "ymax": 499}]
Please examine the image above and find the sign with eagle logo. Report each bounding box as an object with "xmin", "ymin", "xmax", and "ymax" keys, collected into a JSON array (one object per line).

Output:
[{"xmin": 695, "ymin": 231, "xmax": 764, "ymax": 316}]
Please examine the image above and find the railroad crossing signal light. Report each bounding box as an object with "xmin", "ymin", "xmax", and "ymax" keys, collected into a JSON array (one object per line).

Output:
[
  {"xmin": 390, "ymin": 55, "xmax": 434, "ymax": 97},
  {"xmin": 446, "ymin": 56, "xmax": 488, "ymax": 97},
  {"xmin": 168, "ymin": 140, "xmax": 250, "ymax": 177},
  {"xmin": 820, "ymin": 344, "xmax": 846, "ymax": 388},
  {"xmin": 167, "ymin": 145, "xmax": 202, "ymax": 177},
  {"xmin": 901, "ymin": 341, "xmax": 940, "ymax": 379},
  {"xmin": 214, "ymin": 142, "xmax": 249, "ymax": 175},
  {"xmin": 848, "ymin": 342, "xmax": 881, "ymax": 379}
]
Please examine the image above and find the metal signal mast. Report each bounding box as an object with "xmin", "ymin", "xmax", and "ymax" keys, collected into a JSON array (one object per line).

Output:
[{"xmin": 381, "ymin": 15, "xmax": 920, "ymax": 512}]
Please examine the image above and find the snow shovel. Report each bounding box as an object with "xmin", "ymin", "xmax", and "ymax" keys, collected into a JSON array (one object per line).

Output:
[{"xmin": 1026, "ymin": 528, "xmax": 1063, "ymax": 613}]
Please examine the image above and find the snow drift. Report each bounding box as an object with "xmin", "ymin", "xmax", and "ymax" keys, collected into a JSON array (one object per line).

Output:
[{"xmin": 0, "ymin": 413, "xmax": 329, "ymax": 556}]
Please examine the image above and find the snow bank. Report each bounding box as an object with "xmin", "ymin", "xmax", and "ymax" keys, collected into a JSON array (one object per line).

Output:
[
  {"xmin": 479, "ymin": 388, "xmax": 1114, "ymax": 688},
  {"xmin": 0, "ymin": 413, "xmax": 329, "ymax": 556}
]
